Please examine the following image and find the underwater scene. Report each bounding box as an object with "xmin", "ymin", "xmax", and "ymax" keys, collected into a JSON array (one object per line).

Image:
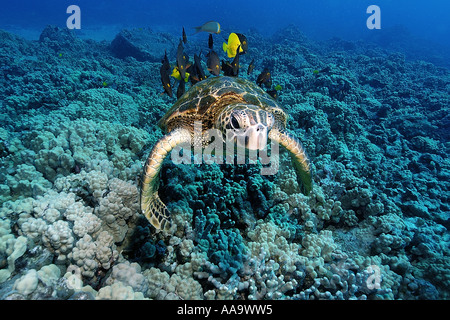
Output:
[{"xmin": 0, "ymin": 0, "xmax": 449, "ymax": 302}]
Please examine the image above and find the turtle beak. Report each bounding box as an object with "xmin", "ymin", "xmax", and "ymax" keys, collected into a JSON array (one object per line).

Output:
[
  {"xmin": 245, "ymin": 110, "xmax": 274, "ymax": 151},
  {"xmin": 223, "ymin": 107, "xmax": 274, "ymax": 151},
  {"xmin": 245, "ymin": 123, "xmax": 268, "ymax": 151},
  {"xmin": 228, "ymin": 123, "xmax": 269, "ymax": 151}
]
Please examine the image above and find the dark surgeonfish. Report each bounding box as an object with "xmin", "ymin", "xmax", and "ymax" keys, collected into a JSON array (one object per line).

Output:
[
  {"xmin": 187, "ymin": 63, "xmax": 201, "ymax": 85},
  {"xmin": 194, "ymin": 53, "xmax": 207, "ymax": 81},
  {"xmin": 208, "ymin": 33, "xmax": 214, "ymax": 50},
  {"xmin": 267, "ymin": 89, "xmax": 278, "ymax": 100},
  {"xmin": 177, "ymin": 78, "xmax": 185, "ymax": 99},
  {"xmin": 256, "ymin": 68, "xmax": 272, "ymax": 88},
  {"xmin": 207, "ymin": 50, "xmax": 220, "ymax": 76},
  {"xmin": 230, "ymin": 45, "xmax": 241, "ymax": 76},
  {"xmin": 222, "ymin": 48, "xmax": 240, "ymax": 77},
  {"xmin": 176, "ymin": 39, "xmax": 187, "ymax": 81},
  {"xmin": 221, "ymin": 60, "xmax": 234, "ymax": 76},
  {"xmin": 247, "ymin": 58, "xmax": 255, "ymax": 75},
  {"xmin": 267, "ymin": 84, "xmax": 282, "ymax": 100},
  {"xmin": 162, "ymin": 50, "xmax": 170, "ymax": 71},
  {"xmin": 160, "ymin": 52, "xmax": 172, "ymax": 97},
  {"xmin": 235, "ymin": 33, "xmax": 248, "ymax": 53},
  {"xmin": 182, "ymin": 27, "xmax": 188, "ymax": 44}
]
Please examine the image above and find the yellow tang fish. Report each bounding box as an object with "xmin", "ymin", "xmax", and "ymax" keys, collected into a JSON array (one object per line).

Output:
[
  {"xmin": 171, "ymin": 67, "xmax": 190, "ymax": 82},
  {"xmin": 223, "ymin": 33, "xmax": 244, "ymax": 58}
]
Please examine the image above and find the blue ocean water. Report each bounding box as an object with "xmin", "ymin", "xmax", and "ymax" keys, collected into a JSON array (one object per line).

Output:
[
  {"xmin": 1, "ymin": 0, "xmax": 449, "ymax": 68},
  {"xmin": 1, "ymin": 0, "xmax": 449, "ymax": 42},
  {"xmin": 0, "ymin": 0, "xmax": 449, "ymax": 302}
]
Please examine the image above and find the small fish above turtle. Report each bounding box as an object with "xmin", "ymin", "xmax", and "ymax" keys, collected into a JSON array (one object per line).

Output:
[{"xmin": 140, "ymin": 76, "xmax": 312, "ymax": 232}]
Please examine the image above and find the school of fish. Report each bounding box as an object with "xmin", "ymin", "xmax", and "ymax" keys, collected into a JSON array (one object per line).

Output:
[{"xmin": 159, "ymin": 21, "xmax": 280, "ymax": 100}]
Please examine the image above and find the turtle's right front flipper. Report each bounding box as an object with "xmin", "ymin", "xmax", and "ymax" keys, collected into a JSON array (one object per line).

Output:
[
  {"xmin": 140, "ymin": 128, "xmax": 191, "ymax": 232},
  {"xmin": 269, "ymin": 128, "xmax": 312, "ymax": 195}
]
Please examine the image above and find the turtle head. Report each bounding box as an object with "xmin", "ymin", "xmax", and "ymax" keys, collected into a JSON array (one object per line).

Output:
[{"xmin": 217, "ymin": 104, "xmax": 275, "ymax": 151}]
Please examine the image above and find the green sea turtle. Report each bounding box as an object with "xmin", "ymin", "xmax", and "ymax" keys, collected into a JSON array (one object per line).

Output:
[{"xmin": 140, "ymin": 76, "xmax": 312, "ymax": 231}]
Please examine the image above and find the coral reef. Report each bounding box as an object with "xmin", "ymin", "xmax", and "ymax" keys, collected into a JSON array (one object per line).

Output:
[{"xmin": 0, "ymin": 24, "xmax": 448, "ymax": 300}]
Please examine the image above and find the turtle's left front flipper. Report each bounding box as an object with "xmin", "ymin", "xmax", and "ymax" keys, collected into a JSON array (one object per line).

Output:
[
  {"xmin": 269, "ymin": 128, "xmax": 312, "ymax": 195},
  {"xmin": 140, "ymin": 128, "xmax": 191, "ymax": 232}
]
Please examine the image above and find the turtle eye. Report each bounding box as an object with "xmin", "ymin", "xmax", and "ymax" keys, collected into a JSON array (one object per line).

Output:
[{"xmin": 230, "ymin": 114, "xmax": 240, "ymax": 129}]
